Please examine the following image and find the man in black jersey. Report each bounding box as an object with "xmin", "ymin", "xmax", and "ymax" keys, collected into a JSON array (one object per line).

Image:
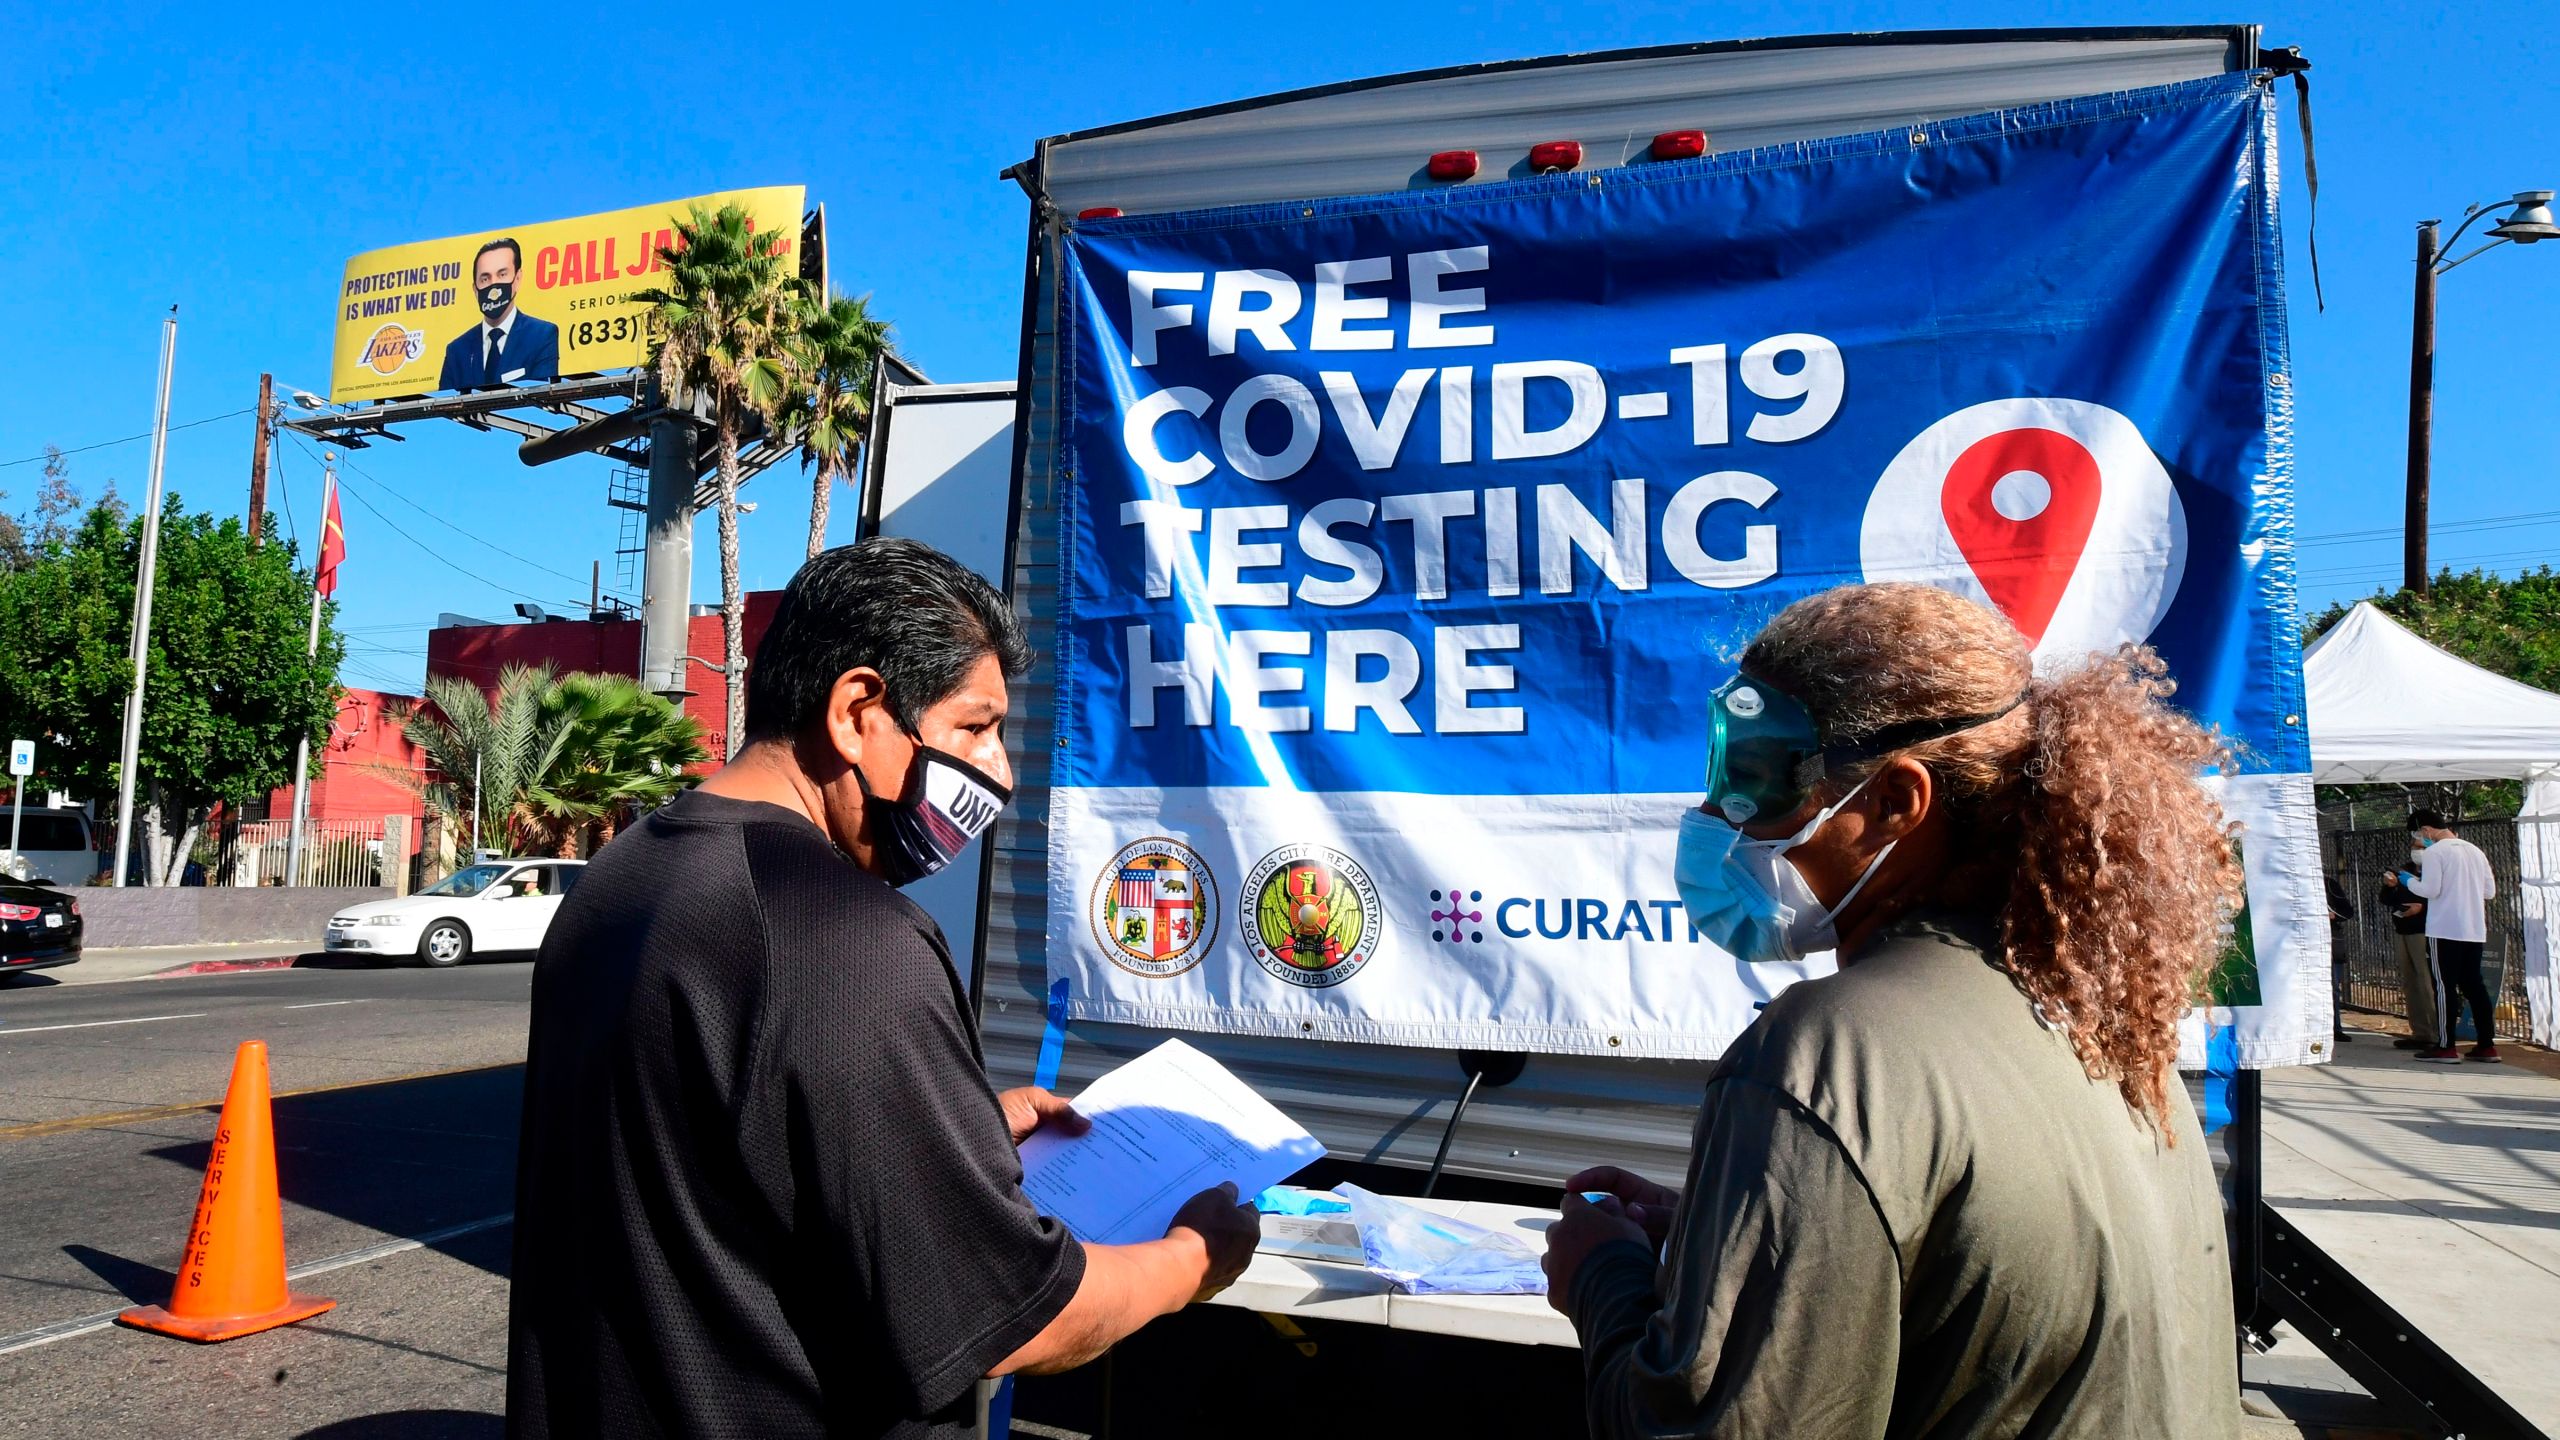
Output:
[{"xmin": 507, "ymin": 537, "xmax": 1258, "ymax": 1439}]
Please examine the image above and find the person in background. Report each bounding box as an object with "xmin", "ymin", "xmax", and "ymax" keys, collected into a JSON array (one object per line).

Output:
[
  {"xmin": 2378, "ymin": 862, "xmax": 2434, "ymax": 1050},
  {"xmin": 507, "ymin": 538, "xmax": 1258, "ymax": 1439},
  {"xmin": 1547, "ymin": 583, "xmax": 2240, "ymax": 1439},
  {"xmin": 2402, "ymin": 809, "xmax": 2500, "ymax": 1063},
  {"xmin": 2324, "ymin": 858, "xmax": 2356, "ymax": 1043}
]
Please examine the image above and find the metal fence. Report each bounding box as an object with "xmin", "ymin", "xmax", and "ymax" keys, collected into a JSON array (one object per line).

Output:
[
  {"xmin": 2325, "ymin": 818, "xmax": 2532, "ymax": 1041},
  {"xmin": 227, "ymin": 818, "xmax": 390, "ymax": 888}
]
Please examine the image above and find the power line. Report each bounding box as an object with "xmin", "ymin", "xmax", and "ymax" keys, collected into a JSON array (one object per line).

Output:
[
  {"xmin": 2300, "ymin": 544, "xmax": 2560, "ymax": 587},
  {"xmin": 327, "ymin": 449, "xmax": 597, "ymax": 589},
  {"xmin": 283, "ymin": 435, "xmax": 584, "ymax": 612},
  {"xmin": 0, "ymin": 407, "xmax": 257, "ymax": 469},
  {"xmin": 2299, "ymin": 509, "xmax": 2560, "ymax": 549}
]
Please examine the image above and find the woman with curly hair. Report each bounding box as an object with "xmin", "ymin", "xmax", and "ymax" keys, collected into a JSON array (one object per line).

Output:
[{"xmin": 1545, "ymin": 582, "xmax": 2244, "ymax": 1439}]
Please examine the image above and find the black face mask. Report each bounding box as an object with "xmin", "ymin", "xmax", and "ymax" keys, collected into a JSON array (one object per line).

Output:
[
  {"xmin": 478, "ymin": 280, "xmax": 515, "ymax": 320},
  {"xmin": 858, "ymin": 738, "xmax": 1011, "ymax": 887}
]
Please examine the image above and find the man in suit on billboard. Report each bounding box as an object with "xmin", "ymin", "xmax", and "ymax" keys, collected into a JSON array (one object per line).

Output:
[{"xmin": 440, "ymin": 237, "xmax": 560, "ymax": 391}]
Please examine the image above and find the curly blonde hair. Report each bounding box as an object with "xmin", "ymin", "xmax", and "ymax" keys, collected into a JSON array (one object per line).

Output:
[{"xmin": 1742, "ymin": 583, "xmax": 2243, "ymax": 1135}]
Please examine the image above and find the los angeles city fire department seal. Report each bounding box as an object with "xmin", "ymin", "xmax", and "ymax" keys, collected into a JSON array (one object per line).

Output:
[
  {"xmin": 1241, "ymin": 843, "xmax": 1382, "ymax": 989},
  {"xmin": 1089, "ymin": 838, "xmax": 1217, "ymax": 979}
]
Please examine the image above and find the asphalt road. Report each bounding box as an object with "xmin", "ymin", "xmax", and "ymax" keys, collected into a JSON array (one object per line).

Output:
[{"xmin": 0, "ymin": 957, "xmax": 535, "ymax": 1438}]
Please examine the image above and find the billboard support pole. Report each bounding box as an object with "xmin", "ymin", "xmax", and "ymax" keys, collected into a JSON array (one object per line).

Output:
[
  {"xmin": 641, "ymin": 377, "xmax": 697, "ymax": 703},
  {"xmin": 111, "ymin": 306, "xmax": 179, "ymax": 888}
]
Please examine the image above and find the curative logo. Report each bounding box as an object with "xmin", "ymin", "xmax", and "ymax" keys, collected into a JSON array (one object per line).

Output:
[
  {"xmin": 362, "ymin": 324, "xmax": 426, "ymax": 376},
  {"xmin": 1088, "ymin": 838, "xmax": 1217, "ymax": 979},
  {"xmin": 1243, "ymin": 843, "xmax": 1382, "ymax": 988},
  {"xmin": 1860, "ymin": 398, "xmax": 2187, "ymax": 661},
  {"xmin": 1427, "ymin": 887, "xmax": 1485, "ymax": 945}
]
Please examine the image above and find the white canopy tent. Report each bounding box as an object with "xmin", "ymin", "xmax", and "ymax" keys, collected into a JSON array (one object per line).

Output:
[{"xmin": 2302, "ymin": 601, "xmax": 2560, "ymax": 1044}]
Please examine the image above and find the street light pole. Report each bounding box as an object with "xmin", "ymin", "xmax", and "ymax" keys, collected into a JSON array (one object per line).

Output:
[
  {"xmin": 2403, "ymin": 190, "xmax": 2556, "ymax": 598},
  {"xmin": 111, "ymin": 306, "xmax": 179, "ymax": 888}
]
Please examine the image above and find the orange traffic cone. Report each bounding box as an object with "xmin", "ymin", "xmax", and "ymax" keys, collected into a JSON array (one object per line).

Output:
[{"xmin": 118, "ymin": 1040, "xmax": 335, "ymax": 1342}]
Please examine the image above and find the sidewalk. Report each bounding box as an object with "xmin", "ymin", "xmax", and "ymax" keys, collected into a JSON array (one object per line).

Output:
[
  {"xmin": 2262, "ymin": 1023, "xmax": 2560, "ymax": 1434},
  {"xmin": 2, "ymin": 942, "xmax": 316, "ymax": 988}
]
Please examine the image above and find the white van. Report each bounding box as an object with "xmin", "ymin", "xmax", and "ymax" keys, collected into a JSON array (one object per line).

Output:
[{"xmin": 4, "ymin": 807, "xmax": 97, "ymax": 886}]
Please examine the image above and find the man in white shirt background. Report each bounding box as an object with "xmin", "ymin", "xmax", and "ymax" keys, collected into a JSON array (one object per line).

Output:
[{"xmin": 2400, "ymin": 809, "xmax": 2501, "ymax": 1063}]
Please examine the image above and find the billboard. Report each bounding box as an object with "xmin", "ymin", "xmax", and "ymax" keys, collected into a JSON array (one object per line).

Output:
[
  {"xmin": 1044, "ymin": 73, "xmax": 2329, "ymax": 1067},
  {"xmin": 329, "ymin": 185, "xmax": 807, "ymax": 404}
]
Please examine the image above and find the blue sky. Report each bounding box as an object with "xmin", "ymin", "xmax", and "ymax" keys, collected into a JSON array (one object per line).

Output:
[{"xmin": 3, "ymin": 2, "xmax": 2552, "ymax": 697}]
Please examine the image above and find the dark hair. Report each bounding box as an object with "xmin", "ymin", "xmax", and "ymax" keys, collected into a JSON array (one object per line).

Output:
[
  {"xmin": 744, "ymin": 536, "xmax": 1031, "ymax": 743},
  {"xmin": 2407, "ymin": 808, "xmax": 2448, "ymax": 832},
  {"xmin": 474, "ymin": 237, "xmax": 523, "ymax": 273}
]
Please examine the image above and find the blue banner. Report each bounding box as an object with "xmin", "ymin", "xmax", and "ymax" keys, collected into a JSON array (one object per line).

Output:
[{"xmin": 1044, "ymin": 73, "xmax": 2326, "ymax": 1063}]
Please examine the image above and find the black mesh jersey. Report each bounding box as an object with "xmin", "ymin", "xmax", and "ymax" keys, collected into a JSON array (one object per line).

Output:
[{"xmin": 506, "ymin": 789, "xmax": 1084, "ymax": 1438}]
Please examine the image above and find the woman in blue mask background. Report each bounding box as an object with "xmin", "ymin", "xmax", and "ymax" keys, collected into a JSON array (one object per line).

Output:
[{"xmin": 1544, "ymin": 582, "xmax": 2246, "ymax": 1439}]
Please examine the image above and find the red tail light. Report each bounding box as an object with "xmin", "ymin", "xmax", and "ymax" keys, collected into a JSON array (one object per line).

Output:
[
  {"xmin": 1528, "ymin": 140, "xmax": 1583, "ymax": 172},
  {"xmin": 0, "ymin": 903, "xmax": 38, "ymax": 922},
  {"xmin": 1077, "ymin": 206, "xmax": 1124, "ymax": 221},
  {"xmin": 1651, "ymin": 130, "xmax": 1708, "ymax": 160},
  {"xmin": 1427, "ymin": 150, "xmax": 1480, "ymax": 181}
]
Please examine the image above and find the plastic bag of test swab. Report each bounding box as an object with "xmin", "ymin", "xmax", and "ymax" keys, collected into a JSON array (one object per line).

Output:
[{"xmin": 1333, "ymin": 1184, "xmax": 1547, "ymax": 1296}]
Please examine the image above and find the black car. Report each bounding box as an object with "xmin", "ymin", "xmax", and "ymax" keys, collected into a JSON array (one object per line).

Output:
[{"xmin": 0, "ymin": 877, "xmax": 81, "ymax": 974}]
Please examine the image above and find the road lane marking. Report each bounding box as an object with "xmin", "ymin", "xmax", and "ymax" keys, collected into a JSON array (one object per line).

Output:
[
  {"xmin": 284, "ymin": 1000, "xmax": 366, "ymax": 1009},
  {"xmin": 0, "ymin": 1213, "xmax": 514, "ymax": 1355},
  {"xmin": 0, "ymin": 1061, "xmax": 520, "ymax": 1143},
  {"xmin": 0, "ymin": 1013, "xmax": 208, "ymax": 1037}
]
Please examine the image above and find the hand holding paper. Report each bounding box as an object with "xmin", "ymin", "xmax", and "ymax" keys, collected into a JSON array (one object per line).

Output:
[{"xmin": 1020, "ymin": 1039, "xmax": 1325, "ymax": 1246}]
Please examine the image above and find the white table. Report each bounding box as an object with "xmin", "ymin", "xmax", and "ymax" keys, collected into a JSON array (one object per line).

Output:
[
  {"xmin": 975, "ymin": 1197, "xmax": 1579, "ymax": 1437},
  {"xmin": 1205, "ymin": 1196, "xmax": 1579, "ymax": 1349}
]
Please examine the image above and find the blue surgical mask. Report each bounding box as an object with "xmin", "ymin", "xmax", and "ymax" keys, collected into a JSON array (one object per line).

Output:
[{"xmin": 1674, "ymin": 779, "xmax": 1895, "ymax": 965}]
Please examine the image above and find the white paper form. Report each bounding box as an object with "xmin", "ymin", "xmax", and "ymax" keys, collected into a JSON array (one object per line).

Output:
[{"xmin": 1019, "ymin": 1039, "xmax": 1325, "ymax": 1245}]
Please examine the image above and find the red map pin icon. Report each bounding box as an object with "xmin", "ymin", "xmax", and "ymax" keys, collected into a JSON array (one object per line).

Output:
[{"xmin": 1938, "ymin": 427, "xmax": 2103, "ymax": 645}]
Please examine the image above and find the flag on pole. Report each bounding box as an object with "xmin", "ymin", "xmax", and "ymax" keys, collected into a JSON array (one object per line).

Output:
[{"xmin": 315, "ymin": 479, "xmax": 346, "ymax": 598}]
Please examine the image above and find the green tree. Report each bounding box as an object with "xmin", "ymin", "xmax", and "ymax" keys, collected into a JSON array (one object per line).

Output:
[
  {"xmin": 784, "ymin": 291, "xmax": 895, "ymax": 561},
  {"xmin": 0, "ymin": 498, "xmax": 341, "ymax": 882},
  {"xmin": 634, "ymin": 203, "xmax": 807, "ymax": 753},
  {"xmin": 391, "ymin": 665, "xmax": 704, "ymax": 861}
]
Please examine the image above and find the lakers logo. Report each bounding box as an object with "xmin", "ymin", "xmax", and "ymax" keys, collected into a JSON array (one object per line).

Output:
[
  {"xmin": 1090, "ymin": 838, "xmax": 1217, "ymax": 979},
  {"xmin": 1242, "ymin": 843, "xmax": 1382, "ymax": 989},
  {"xmin": 363, "ymin": 324, "xmax": 426, "ymax": 375}
]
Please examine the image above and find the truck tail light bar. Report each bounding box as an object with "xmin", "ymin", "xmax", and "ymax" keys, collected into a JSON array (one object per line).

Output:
[
  {"xmin": 1528, "ymin": 140, "xmax": 1582, "ymax": 172},
  {"xmin": 1427, "ymin": 150, "xmax": 1479, "ymax": 182}
]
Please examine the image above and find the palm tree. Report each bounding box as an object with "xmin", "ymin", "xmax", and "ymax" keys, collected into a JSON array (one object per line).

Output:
[
  {"xmin": 784, "ymin": 291, "xmax": 896, "ymax": 560},
  {"xmin": 386, "ymin": 667, "xmax": 706, "ymax": 861},
  {"xmin": 525, "ymin": 672, "xmax": 708, "ymax": 853},
  {"xmin": 633, "ymin": 203, "xmax": 807, "ymax": 754},
  {"xmin": 391, "ymin": 665, "xmax": 560, "ymax": 859}
]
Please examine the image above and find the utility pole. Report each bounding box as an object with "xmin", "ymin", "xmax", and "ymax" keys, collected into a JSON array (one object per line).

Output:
[
  {"xmin": 2401, "ymin": 191, "xmax": 2555, "ymax": 597},
  {"xmin": 111, "ymin": 307, "xmax": 179, "ymax": 889},
  {"xmin": 2405, "ymin": 221, "xmax": 2438, "ymax": 596},
  {"xmin": 284, "ymin": 452, "xmax": 335, "ymax": 886},
  {"xmin": 247, "ymin": 372, "xmax": 275, "ymax": 548}
]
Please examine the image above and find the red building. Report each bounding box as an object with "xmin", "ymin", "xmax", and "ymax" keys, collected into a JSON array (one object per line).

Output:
[
  {"xmin": 257, "ymin": 686, "xmax": 431, "ymax": 857},
  {"xmin": 423, "ymin": 593, "xmax": 783, "ymax": 764}
]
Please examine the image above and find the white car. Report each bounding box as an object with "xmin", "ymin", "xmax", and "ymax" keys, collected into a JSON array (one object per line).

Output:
[{"xmin": 325, "ymin": 859, "xmax": 586, "ymax": 967}]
